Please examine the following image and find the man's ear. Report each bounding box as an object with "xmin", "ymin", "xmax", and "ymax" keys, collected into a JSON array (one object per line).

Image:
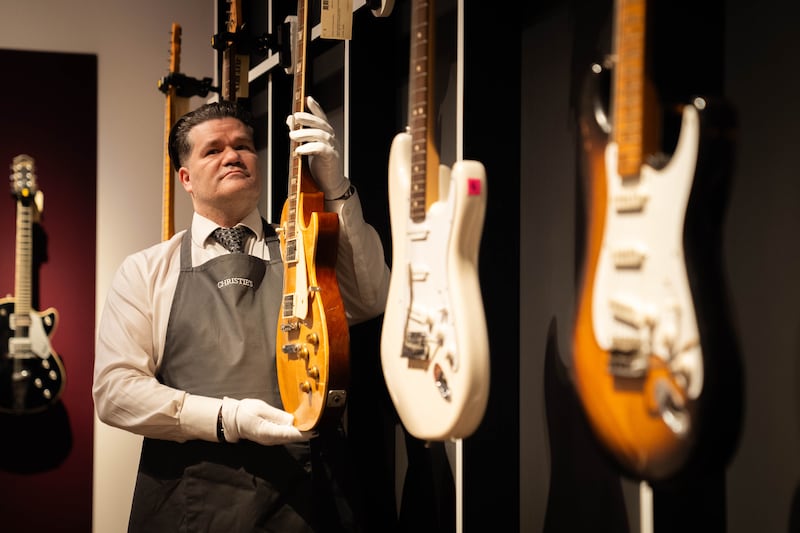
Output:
[{"xmin": 178, "ymin": 167, "xmax": 192, "ymax": 193}]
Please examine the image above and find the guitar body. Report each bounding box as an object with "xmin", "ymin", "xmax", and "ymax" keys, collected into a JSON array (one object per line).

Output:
[
  {"xmin": 0, "ymin": 298, "xmax": 65, "ymax": 414},
  {"xmin": 276, "ymin": 184, "xmax": 350, "ymax": 431},
  {"xmin": 573, "ymin": 66, "xmax": 739, "ymax": 481},
  {"xmin": 381, "ymin": 131, "xmax": 490, "ymax": 441}
]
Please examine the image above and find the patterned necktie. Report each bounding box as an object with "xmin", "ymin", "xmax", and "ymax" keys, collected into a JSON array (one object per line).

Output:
[{"xmin": 213, "ymin": 226, "xmax": 248, "ymax": 253}]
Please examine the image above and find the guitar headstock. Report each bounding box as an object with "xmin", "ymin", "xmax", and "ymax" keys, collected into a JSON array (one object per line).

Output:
[
  {"xmin": 220, "ymin": 0, "xmax": 249, "ymax": 103},
  {"xmin": 226, "ymin": 0, "xmax": 242, "ymax": 33},
  {"xmin": 169, "ymin": 22, "xmax": 182, "ymax": 74},
  {"xmin": 9, "ymin": 154, "xmax": 38, "ymax": 206}
]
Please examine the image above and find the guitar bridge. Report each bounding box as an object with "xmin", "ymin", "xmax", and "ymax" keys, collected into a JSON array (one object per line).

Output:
[
  {"xmin": 609, "ymin": 336, "xmax": 648, "ymax": 378},
  {"xmin": 402, "ymin": 331, "xmax": 429, "ymax": 360}
]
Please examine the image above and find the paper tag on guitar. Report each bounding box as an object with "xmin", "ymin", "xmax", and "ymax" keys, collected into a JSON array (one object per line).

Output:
[{"xmin": 321, "ymin": 0, "xmax": 352, "ymax": 40}]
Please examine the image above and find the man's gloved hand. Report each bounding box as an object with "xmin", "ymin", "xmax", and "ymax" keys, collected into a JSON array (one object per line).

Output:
[
  {"xmin": 221, "ymin": 397, "xmax": 309, "ymax": 445},
  {"xmin": 287, "ymin": 96, "xmax": 350, "ymax": 199}
]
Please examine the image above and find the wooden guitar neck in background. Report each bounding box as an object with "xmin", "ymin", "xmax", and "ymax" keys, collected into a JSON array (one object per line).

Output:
[{"xmin": 161, "ymin": 22, "xmax": 183, "ymax": 241}]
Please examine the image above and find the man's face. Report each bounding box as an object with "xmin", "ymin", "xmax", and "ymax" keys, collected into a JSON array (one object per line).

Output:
[{"xmin": 178, "ymin": 117, "xmax": 260, "ymax": 221}]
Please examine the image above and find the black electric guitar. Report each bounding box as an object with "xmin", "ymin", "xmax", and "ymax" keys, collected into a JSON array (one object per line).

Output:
[
  {"xmin": 572, "ymin": 0, "xmax": 739, "ymax": 480},
  {"xmin": 0, "ymin": 155, "xmax": 65, "ymax": 414}
]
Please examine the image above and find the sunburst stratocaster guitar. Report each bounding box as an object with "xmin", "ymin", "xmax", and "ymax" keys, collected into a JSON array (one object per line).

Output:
[
  {"xmin": 0, "ymin": 155, "xmax": 65, "ymax": 414},
  {"xmin": 572, "ymin": 0, "xmax": 738, "ymax": 480},
  {"xmin": 380, "ymin": 0, "xmax": 489, "ymax": 441},
  {"xmin": 275, "ymin": 0, "xmax": 349, "ymax": 431}
]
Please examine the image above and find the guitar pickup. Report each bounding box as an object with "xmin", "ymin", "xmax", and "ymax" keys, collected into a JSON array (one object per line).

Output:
[
  {"xmin": 281, "ymin": 294, "xmax": 295, "ymax": 320},
  {"xmin": 409, "ymin": 263, "xmax": 429, "ymax": 282},
  {"xmin": 407, "ymin": 228, "xmax": 430, "ymax": 241},
  {"xmin": 284, "ymin": 237, "xmax": 298, "ymax": 264},
  {"xmin": 9, "ymin": 313, "xmax": 32, "ymax": 330},
  {"xmin": 610, "ymin": 335, "xmax": 642, "ymax": 354},
  {"xmin": 614, "ymin": 191, "xmax": 649, "ymax": 213},
  {"xmin": 609, "ymin": 297, "xmax": 647, "ymax": 328},
  {"xmin": 612, "ymin": 245, "xmax": 647, "ymax": 269},
  {"xmin": 8, "ymin": 337, "xmax": 33, "ymax": 357}
]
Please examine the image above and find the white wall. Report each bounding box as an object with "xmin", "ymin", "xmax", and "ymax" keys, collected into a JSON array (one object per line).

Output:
[{"xmin": 0, "ymin": 2, "xmax": 213, "ymax": 531}]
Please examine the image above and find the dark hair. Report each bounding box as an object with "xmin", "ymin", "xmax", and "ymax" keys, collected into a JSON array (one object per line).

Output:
[{"xmin": 168, "ymin": 101, "xmax": 255, "ymax": 172}]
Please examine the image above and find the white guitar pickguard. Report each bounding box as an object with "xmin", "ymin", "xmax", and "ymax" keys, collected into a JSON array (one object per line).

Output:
[
  {"xmin": 381, "ymin": 131, "xmax": 490, "ymax": 441},
  {"xmin": 591, "ymin": 104, "xmax": 704, "ymax": 400}
]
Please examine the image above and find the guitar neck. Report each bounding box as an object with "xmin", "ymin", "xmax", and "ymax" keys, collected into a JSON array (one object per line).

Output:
[
  {"xmin": 408, "ymin": 0, "xmax": 440, "ymax": 221},
  {"xmin": 284, "ymin": 0, "xmax": 310, "ymax": 254},
  {"xmin": 612, "ymin": 0, "xmax": 647, "ymax": 179},
  {"xmin": 14, "ymin": 200, "xmax": 33, "ymax": 319},
  {"xmin": 162, "ymin": 22, "xmax": 182, "ymax": 241}
]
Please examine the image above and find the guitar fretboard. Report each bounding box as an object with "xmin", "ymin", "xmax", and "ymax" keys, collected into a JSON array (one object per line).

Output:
[
  {"xmin": 408, "ymin": 0, "xmax": 439, "ymax": 222},
  {"xmin": 14, "ymin": 203, "xmax": 33, "ymax": 320},
  {"xmin": 9, "ymin": 153, "xmax": 37, "ymax": 326},
  {"xmin": 613, "ymin": 0, "xmax": 646, "ymax": 179},
  {"xmin": 285, "ymin": 0, "xmax": 310, "ymax": 263}
]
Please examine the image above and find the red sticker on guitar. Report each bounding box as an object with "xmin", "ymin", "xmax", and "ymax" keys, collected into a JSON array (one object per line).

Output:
[{"xmin": 467, "ymin": 178, "xmax": 482, "ymax": 196}]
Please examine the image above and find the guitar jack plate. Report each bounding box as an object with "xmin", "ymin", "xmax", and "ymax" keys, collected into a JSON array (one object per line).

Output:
[
  {"xmin": 328, "ymin": 389, "xmax": 347, "ymax": 408},
  {"xmin": 433, "ymin": 364, "xmax": 451, "ymax": 400}
]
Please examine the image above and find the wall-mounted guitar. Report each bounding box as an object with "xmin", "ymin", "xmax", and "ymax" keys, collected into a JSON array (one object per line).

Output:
[
  {"xmin": 572, "ymin": 0, "xmax": 738, "ymax": 480},
  {"xmin": 215, "ymin": 0, "xmax": 250, "ymax": 105},
  {"xmin": 0, "ymin": 155, "xmax": 65, "ymax": 414},
  {"xmin": 158, "ymin": 22, "xmax": 185, "ymax": 241},
  {"xmin": 159, "ymin": 22, "xmax": 217, "ymax": 240},
  {"xmin": 380, "ymin": 0, "xmax": 489, "ymax": 441},
  {"xmin": 275, "ymin": 0, "xmax": 349, "ymax": 431}
]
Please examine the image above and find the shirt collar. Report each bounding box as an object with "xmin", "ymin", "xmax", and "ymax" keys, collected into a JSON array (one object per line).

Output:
[{"xmin": 192, "ymin": 209, "xmax": 263, "ymax": 246}]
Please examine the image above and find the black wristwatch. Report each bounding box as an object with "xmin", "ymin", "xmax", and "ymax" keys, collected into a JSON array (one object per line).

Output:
[{"xmin": 327, "ymin": 184, "xmax": 355, "ymax": 201}]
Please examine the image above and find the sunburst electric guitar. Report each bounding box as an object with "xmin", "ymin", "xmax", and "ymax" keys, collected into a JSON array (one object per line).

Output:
[
  {"xmin": 380, "ymin": 0, "xmax": 489, "ymax": 441},
  {"xmin": 275, "ymin": 0, "xmax": 349, "ymax": 431},
  {"xmin": 572, "ymin": 0, "xmax": 737, "ymax": 480},
  {"xmin": 0, "ymin": 155, "xmax": 65, "ymax": 414}
]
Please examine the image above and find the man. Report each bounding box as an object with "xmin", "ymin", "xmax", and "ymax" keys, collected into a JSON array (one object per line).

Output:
[{"xmin": 93, "ymin": 97, "xmax": 390, "ymax": 532}]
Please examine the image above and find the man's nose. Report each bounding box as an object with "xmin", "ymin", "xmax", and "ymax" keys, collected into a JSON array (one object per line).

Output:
[{"xmin": 222, "ymin": 145, "xmax": 243, "ymax": 165}]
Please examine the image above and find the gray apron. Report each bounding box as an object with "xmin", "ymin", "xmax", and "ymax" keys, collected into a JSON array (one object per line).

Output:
[{"xmin": 128, "ymin": 221, "xmax": 358, "ymax": 533}]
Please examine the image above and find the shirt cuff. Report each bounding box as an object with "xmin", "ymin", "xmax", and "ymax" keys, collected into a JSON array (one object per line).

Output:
[
  {"xmin": 179, "ymin": 393, "xmax": 224, "ymax": 442},
  {"xmin": 324, "ymin": 183, "xmax": 356, "ymax": 208}
]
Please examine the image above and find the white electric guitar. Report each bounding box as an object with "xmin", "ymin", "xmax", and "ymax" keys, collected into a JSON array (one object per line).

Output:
[{"xmin": 380, "ymin": 0, "xmax": 489, "ymax": 441}]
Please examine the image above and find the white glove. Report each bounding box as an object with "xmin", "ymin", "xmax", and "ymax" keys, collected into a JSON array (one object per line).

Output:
[
  {"xmin": 287, "ymin": 96, "xmax": 350, "ymax": 199},
  {"xmin": 220, "ymin": 397, "xmax": 308, "ymax": 445}
]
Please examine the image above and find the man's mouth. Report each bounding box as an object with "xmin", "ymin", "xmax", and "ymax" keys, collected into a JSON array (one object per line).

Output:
[{"xmin": 222, "ymin": 168, "xmax": 250, "ymax": 178}]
